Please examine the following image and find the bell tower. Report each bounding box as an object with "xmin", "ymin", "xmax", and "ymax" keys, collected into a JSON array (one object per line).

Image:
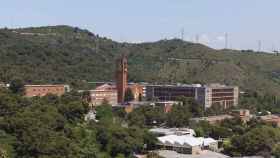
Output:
[{"xmin": 116, "ymin": 55, "xmax": 128, "ymax": 104}]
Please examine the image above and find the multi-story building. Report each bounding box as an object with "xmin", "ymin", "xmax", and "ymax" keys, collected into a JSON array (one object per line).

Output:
[
  {"xmin": 24, "ymin": 84, "xmax": 70, "ymax": 97},
  {"xmin": 197, "ymin": 84, "xmax": 239, "ymax": 108},
  {"xmin": 89, "ymin": 84, "xmax": 118, "ymax": 107},
  {"xmin": 145, "ymin": 83, "xmax": 239, "ymax": 109},
  {"xmin": 146, "ymin": 84, "xmax": 201, "ymax": 101}
]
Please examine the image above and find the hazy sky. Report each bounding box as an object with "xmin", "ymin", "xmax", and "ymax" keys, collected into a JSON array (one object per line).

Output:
[{"xmin": 1, "ymin": 0, "xmax": 280, "ymax": 51}]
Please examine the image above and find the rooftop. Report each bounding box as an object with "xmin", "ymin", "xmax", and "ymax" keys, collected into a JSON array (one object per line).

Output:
[
  {"xmin": 25, "ymin": 84, "xmax": 68, "ymax": 87},
  {"xmin": 260, "ymin": 114, "xmax": 280, "ymax": 122},
  {"xmin": 157, "ymin": 135, "xmax": 217, "ymax": 147},
  {"xmin": 157, "ymin": 150, "xmax": 229, "ymax": 158},
  {"xmin": 190, "ymin": 115, "xmax": 234, "ymax": 122},
  {"xmin": 149, "ymin": 128, "xmax": 195, "ymax": 136}
]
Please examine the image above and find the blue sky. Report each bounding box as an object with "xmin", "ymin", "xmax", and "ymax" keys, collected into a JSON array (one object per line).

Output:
[{"xmin": 1, "ymin": 0, "xmax": 280, "ymax": 51}]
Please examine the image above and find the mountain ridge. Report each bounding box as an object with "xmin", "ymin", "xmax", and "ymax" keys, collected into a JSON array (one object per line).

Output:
[{"xmin": 0, "ymin": 25, "xmax": 280, "ymax": 95}]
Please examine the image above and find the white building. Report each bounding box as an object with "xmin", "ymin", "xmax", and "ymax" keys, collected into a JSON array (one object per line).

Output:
[
  {"xmin": 157, "ymin": 135, "xmax": 218, "ymax": 155},
  {"xmin": 149, "ymin": 128, "xmax": 196, "ymax": 136}
]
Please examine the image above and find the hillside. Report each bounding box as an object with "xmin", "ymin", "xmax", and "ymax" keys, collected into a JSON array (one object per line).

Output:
[{"xmin": 0, "ymin": 25, "xmax": 280, "ymax": 95}]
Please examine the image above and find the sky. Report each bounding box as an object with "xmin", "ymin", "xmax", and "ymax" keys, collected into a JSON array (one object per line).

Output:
[{"xmin": 1, "ymin": 0, "xmax": 280, "ymax": 51}]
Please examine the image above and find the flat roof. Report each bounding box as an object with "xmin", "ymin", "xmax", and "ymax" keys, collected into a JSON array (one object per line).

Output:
[
  {"xmin": 158, "ymin": 135, "xmax": 217, "ymax": 147},
  {"xmin": 146, "ymin": 84, "xmax": 202, "ymax": 88},
  {"xmin": 191, "ymin": 115, "xmax": 234, "ymax": 122},
  {"xmin": 149, "ymin": 128, "xmax": 195, "ymax": 136},
  {"xmin": 157, "ymin": 150, "xmax": 229, "ymax": 158},
  {"xmin": 25, "ymin": 84, "xmax": 68, "ymax": 87}
]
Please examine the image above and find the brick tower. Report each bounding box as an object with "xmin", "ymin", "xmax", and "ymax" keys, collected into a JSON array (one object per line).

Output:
[{"xmin": 116, "ymin": 55, "xmax": 128, "ymax": 104}]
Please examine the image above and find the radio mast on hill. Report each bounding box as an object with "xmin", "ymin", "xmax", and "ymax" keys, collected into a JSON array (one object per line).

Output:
[
  {"xmin": 225, "ymin": 33, "xmax": 228, "ymax": 49},
  {"xmin": 258, "ymin": 40, "xmax": 262, "ymax": 52},
  {"xmin": 195, "ymin": 34, "xmax": 199, "ymax": 43},
  {"xmin": 180, "ymin": 28, "xmax": 185, "ymax": 40}
]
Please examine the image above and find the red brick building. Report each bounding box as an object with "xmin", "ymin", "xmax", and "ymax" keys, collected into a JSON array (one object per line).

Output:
[
  {"xmin": 89, "ymin": 84, "xmax": 118, "ymax": 107},
  {"xmin": 24, "ymin": 85, "xmax": 70, "ymax": 97},
  {"xmin": 116, "ymin": 55, "xmax": 128, "ymax": 103}
]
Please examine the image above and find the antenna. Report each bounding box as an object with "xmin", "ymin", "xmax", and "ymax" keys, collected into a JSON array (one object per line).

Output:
[
  {"xmin": 258, "ymin": 40, "xmax": 262, "ymax": 52},
  {"xmin": 195, "ymin": 34, "xmax": 199, "ymax": 43},
  {"xmin": 180, "ymin": 28, "xmax": 185, "ymax": 41},
  {"xmin": 225, "ymin": 33, "xmax": 228, "ymax": 49}
]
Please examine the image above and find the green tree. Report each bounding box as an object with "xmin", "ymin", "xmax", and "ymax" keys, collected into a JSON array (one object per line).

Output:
[
  {"xmin": 273, "ymin": 144, "xmax": 280, "ymax": 158},
  {"xmin": 166, "ymin": 104, "xmax": 191, "ymax": 127},
  {"xmin": 225, "ymin": 126, "xmax": 280, "ymax": 157},
  {"xmin": 95, "ymin": 101, "xmax": 113, "ymax": 123},
  {"xmin": 176, "ymin": 96, "xmax": 204, "ymax": 117},
  {"xmin": 0, "ymin": 148, "xmax": 7, "ymax": 158},
  {"xmin": 9, "ymin": 79, "xmax": 24, "ymax": 94}
]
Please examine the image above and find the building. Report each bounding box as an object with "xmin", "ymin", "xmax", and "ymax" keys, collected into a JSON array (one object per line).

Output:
[
  {"xmin": 259, "ymin": 114, "xmax": 280, "ymax": 127},
  {"xmin": 88, "ymin": 84, "xmax": 118, "ymax": 107},
  {"xmin": 146, "ymin": 84, "xmax": 200, "ymax": 101},
  {"xmin": 231, "ymin": 109, "xmax": 251, "ymax": 122},
  {"xmin": 197, "ymin": 84, "xmax": 239, "ymax": 109},
  {"xmin": 128, "ymin": 83, "xmax": 144, "ymax": 101},
  {"xmin": 0, "ymin": 83, "xmax": 9, "ymax": 89},
  {"xmin": 24, "ymin": 84, "xmax": 70, "ymax": 97},
  {"xmin": 116, "ymin": 55, "xmax": 128, "ymax": 104},
  {"xmin": 154, "ymin": 101, "xmax": 180, "ymax": 113},
  {"xmin": 149, "ymin": 128, "xmax": 196, "ymax": 136},
  {"xmin": 157, "ymin": 135, "xmax": 218, "ymax": 155},
  {"xmin": 145, "ymin": 83, "xmax": 239, "ymax": 109},
  {"xmin": 190, "ymin": 115, "xmax": 234, "ymax": 125},
  {"xmin": 121, "ymin": 101, "xmax": 180, "ymax": 114},
  {"xmin": 156, "ymin": 150, "xmax": 229, "ymax": 158}
]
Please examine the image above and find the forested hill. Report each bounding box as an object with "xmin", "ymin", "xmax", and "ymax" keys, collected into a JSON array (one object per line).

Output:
[{"xmin": 1, "ymin": 25, "xmax": 280, "ymax": 95}]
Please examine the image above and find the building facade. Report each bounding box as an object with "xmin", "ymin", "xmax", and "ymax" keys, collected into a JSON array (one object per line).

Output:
[
  {"xmin": 89, "ymin": 84, "xmax": 118, "ymax": 107},
  {"xmin": 24, "ymin": 84, "xmax": 70, "ymax": 97},
  {"xmin": 128, "ymin": 83, "xmax": 144, "ymax": 101},
  {"xmin": 145, "ymin": 84, "xmax": 239, "ymax": 109},
  {"xmin": 146, "ymin": 84, "xmax": 200, "ymax": 101},
  {"xmin": 190, "ymin": 115, "xmax": 234, "ymax": 125},
  {"xmin": 116, "ymin": 55, "xmax": 128, "ymax": 103},
  {"xmin": 197, "ymin": 84, "xmax": 239, "ymax": 108}
]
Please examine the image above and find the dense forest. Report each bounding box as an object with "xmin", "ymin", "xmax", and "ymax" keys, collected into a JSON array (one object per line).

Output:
[
  {"xmin": 2, "ymin": 83, "xmax": 280, "ymax": 157},
  {"xmin": 0, "ymin": 88, "xmax": 157, "ymax": 158},
  {"xmin": 1, "ymin": 26, "xmax": 280, "ymax": 95}
]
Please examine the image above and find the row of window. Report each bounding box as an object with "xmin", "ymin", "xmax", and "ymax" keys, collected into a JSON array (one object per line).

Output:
[
  {"xmin": 91, "ymin": 93, "xmax": 117, "ymax": 97},
  {"xmin": 32, "ymin": 88, "xmax": 64, "ymax": 92}
]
